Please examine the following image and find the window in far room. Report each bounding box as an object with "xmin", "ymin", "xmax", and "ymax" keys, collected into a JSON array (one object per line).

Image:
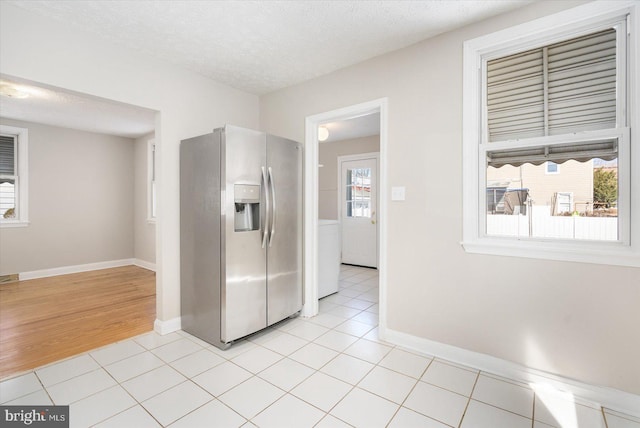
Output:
[
  {"xmin": 147, "ymin": 139, "xmax": 156, "ymax": 221},
  {"xmin": 0, "ymin": 125, "xmax": 28, "ymax": 227}
]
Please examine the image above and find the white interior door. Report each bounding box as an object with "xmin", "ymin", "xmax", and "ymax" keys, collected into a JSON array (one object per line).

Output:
[{"xmin": 340, "ymin": 154, "xmax": 378, "ymax": 268}]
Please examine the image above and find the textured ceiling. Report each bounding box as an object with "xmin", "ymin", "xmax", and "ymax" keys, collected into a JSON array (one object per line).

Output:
[{"xmin": 6, "ymin": 0, "xmax": 533, "ymax": 95}]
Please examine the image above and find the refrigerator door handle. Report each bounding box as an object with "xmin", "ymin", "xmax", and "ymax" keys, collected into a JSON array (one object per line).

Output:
[
  {"xmin": 268, "ymin": 166, "xmax": 277, "ymax": 247},
  {"xmin": 261, "ymin": 166, "xmax": 270, "ymax": 249}
]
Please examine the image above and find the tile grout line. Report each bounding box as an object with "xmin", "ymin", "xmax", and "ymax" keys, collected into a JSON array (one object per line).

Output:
[
  {"xmin": 383, "ymin": 356, "xmax": 436, "ymax": 427},
  {"xmin": 531, "ymin": 393, "xmax": 536, "ymax": 428},
  {"xmin": 457, "ymin": 369, "xmax": 481, "ymax": 428}
]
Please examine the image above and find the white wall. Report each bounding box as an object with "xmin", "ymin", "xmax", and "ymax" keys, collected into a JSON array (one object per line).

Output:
[
  {"xmin": 0, "ymin": 3, "xmax": 260, "ymax": 324},
  {"xmin": 319, "ymin": 135, "xmax": 380, "ymax": 220},
  {"xmin": 0, "ymin": 119, "xmax": 134, "ymax": 274},
  {"xmin": 260, "ymin": 0, "xmax": 640, "ymax": 395},
  {"xmin": 134, "ymin": 133, "xmax": 155, "ymax": 266}
]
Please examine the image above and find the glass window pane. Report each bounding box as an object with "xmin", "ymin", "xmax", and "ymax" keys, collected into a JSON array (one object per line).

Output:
[
  {"xmin": 345, "ymin": 167, "xmax": 373, "ymax": 218},
  {"xmin": 0, "ymin": 178, "xmax": 16, "ymax": 218},
  {"xmin": 151, "ymin": 181, "xmax": 157, "ymax": 218},
  {"xmin": 486, "ymin": 157, "xmax": 618, "ymax": 241}
]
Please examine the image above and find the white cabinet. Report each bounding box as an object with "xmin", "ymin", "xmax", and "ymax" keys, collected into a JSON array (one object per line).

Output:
[{"xmin": 318, "ymin": 220, "xmax": 340, "ymax": 298}]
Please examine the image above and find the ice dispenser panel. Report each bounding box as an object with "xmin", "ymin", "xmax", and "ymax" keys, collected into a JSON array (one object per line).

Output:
[{"xmin": 234, "ymin": 184, "xmax": 260, "ymax": 232}]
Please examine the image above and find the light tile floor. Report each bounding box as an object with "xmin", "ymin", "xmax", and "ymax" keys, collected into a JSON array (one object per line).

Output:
[{"xmin": 1, "ymin": 265, "xmax": 639, "ymax": 428}]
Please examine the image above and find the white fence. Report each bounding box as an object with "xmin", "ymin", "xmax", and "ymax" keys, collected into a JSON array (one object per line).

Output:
[
  {"xmin": 487, "ymin": 206, "xmax": 617, "ymax": 241},
  {"xmin": 0, "ymin": 181, "xmax": 14, "ymax": 217}
]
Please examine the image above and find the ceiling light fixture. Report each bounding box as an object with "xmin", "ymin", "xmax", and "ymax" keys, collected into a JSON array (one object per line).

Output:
[
  {"xmin": 318, "ymin": 126, "xmax": 329, "ymax": 142},
  {"xmin": 0, "ymin": 82, "xmax": 30, "ymax": 99}
]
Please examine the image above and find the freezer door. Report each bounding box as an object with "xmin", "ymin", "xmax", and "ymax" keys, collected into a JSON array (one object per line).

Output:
[
  {"xmin": 266, "ymin": 134, "xmax": 303, "ymax": 325},
  {"xmin": 221, "ymin": 126, "xmax": 268, "ymax": 342},
  {"xmin": 180, "ymin": 133, "xmax": 223, "ymax": 346}
]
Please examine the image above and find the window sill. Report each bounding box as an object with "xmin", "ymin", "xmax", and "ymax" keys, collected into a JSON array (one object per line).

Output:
[
  {"xmin": 0, "ymin": 220, "xmax": 30, "ymax": 228},
  {"xmin": 461, "ymin": 238, "xmax": 640, "ymax": 268}
]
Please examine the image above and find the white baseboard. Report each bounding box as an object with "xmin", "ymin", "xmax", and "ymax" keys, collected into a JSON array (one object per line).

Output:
[
  {"xmin": 133, "ymin": 259, "xmax": 156, "ymax": 272},
  {"xmin": 20, "ymin": 259, "xmax": 136, "ymax": 280},
  {"xmin": 154, "ymin": 317, "xmax": 181, "ymax": 335},
  {"xmin": 383, "ymin": 327, "xmax": 640, "ymax": 418}
]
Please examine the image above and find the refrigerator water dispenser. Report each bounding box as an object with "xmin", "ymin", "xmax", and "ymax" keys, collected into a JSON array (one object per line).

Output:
[{"xmin": 234, "ymin": 184, "xmax": 260, "ymax": 231}]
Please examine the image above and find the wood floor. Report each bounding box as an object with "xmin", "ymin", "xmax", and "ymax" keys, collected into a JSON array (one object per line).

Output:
[{"xmin": 0, "ymin": 265, "xmax": 156, "ymax": 380}]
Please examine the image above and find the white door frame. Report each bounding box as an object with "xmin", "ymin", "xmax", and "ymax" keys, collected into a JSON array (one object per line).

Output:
[
  {"xmin": 338, "ymin": 152, "xmax": 380, "ymax": 268},
  {"xmin": 303, "ymin": 98, "xmax": 388, "ymax": 339}
]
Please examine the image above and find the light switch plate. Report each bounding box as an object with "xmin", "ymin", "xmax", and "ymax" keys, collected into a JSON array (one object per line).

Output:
[{"xmin": 391, "ymin": 186, "xmax": 406, "ymax": 201}]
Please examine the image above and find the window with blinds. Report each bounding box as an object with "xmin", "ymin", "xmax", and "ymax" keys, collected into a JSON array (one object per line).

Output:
[
  {"xmin": 0, "ymin": 125, "xmax": 28, "ymax": 225},
  {"xmin": 0, "ymin": 134, "xmax": 17, "ymax": 219},
  {"xmin": 480, "ymin": 21, "xmax": 627, "ymax": 243},
  {"xmin": 463, "ymin": 2, "xmax": 637, "ymax": 265}
]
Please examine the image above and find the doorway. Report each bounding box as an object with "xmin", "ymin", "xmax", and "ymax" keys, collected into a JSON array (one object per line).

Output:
[
  {"xmin": 0, "ymin": 76, "xmax": 159, "ymax": 376},
  {"xmin": 303, "ymin": 98, "xmax": 388, "ymax": 336}
]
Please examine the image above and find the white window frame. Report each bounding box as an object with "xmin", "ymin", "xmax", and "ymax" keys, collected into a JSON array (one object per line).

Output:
[
  {"xmin": 147, "ymin": 138, "xmax": 156, "ymax": 223},
  {"xmin": 462, "ymin": 1, "xmax": 639, "ymax": 267},
  {"xmin": 0, "ymin": 125, "xmax": 28, "ymax": 228}
]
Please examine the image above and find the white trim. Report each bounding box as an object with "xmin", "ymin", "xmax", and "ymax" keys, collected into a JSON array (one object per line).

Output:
[
  {"xmin": 133, "ymin": 258, "xmax": 156, "ymax": 272},
  {"xmin": 303, "ymin": 118, "xmax": 320, "ymax": 318},
  {"xmin": 20, "ymin": 258, "xmax": 136, "ymax": 280},
  {"xmin": 385, "ymin": 328, "xmax": 640, "ymax": 418},
  {"xmin": 462, "ymin": 1, "xmax": 640, "ymax": 267},
  {"xmin": 0, "ymin": 125, "xmax": 28, "ymax": 225},
  {"xmin": 304, "ymin": 98, "xmax": 388, "ymax": 333},
  {"xmin": 154, "ymin": 317, "xmax": 181, "ymax": 335},
  {"xmin": 336, "ymin": 152, "xmax": 380, "ymax": 162},
  {"xmin": 0, "ymin": 220, "xmax": 29, "ymax": 228}
]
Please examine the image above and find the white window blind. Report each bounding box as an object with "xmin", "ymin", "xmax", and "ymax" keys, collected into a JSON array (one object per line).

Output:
[
  {"xmin": 487, "ymin": 28, "xmax": 617, "ymax": 143},
  {"xmin": 487, "ymin": 48, "xmax": 545, "ymax": 141},
  {"xmin": 0, "ymin": 135, "xmax": 15, "ymax": 175}
]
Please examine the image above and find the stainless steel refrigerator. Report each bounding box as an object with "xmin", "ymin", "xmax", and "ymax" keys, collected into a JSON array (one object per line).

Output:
[{"xmin": 180, "ymin": 125, "xmax": 303, "ymax": 349}]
